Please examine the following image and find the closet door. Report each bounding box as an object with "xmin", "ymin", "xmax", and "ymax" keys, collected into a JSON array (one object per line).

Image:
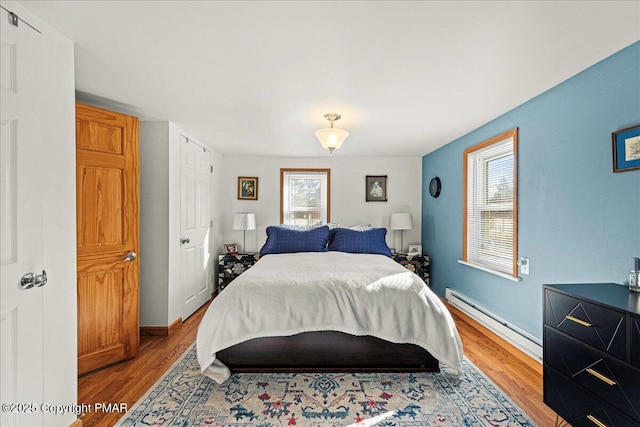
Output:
[
  {"xmin": 76, "ymin": 103, "xmax": 139, "ymax": 374},
  {"xmin": 180, "ymin": 135, "xmax": 212, "ymax": 320}
]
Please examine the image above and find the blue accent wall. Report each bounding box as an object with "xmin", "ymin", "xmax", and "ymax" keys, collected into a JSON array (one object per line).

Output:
[{"xmin": 422, "ymin": 42, "xmax": 640, "ymax": 340}]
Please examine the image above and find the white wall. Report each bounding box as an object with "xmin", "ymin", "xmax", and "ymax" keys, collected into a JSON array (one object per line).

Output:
[
  {"xmin": 140, "ymin": 122, "xmax": 224, "ymax": 326},
  {"xmin": 41, "ymin": 24, "xmax": 77, "ymax": 427},
  {"xmin": 139, "ymin": 122, "xmax": 171, "ymax": 325},
  {"xmin": 220, "ymin": 156, "xmax": 423, "ymax": 254}
]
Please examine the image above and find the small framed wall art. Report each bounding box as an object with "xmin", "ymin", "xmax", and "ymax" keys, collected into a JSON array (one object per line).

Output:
[
  {"xmin": 366, "ymin": 175, "xmax": 387, "ymax": 202},
  {"xmin": 612, "ymin": 124, "xmax": 640, "ymax": 172},
  {"xmin": 238, "ymin": 176, "xmax": 258, "ymax": 200}
]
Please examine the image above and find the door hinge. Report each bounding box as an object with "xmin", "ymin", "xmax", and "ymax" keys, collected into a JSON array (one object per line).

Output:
[
  {"xmin": 210, "ymin": 220, "xmax": 213, "ymax": 228},
  {"xmin": 9, "ymin": 12, "xmax": 19, "ymax": 27},
  {"xmin": 210, "ymin": 165, "xmax": 213, "ymax": 173}
]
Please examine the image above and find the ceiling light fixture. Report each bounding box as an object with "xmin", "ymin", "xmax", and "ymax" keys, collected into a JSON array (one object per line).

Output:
[{"xmin": 314, "ymin": 113, "xmax": 349, "ymax": 154}]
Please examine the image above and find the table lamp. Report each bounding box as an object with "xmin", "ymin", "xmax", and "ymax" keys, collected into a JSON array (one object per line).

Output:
[
  {"xmin": 390, "ymin": 213, "xmax": 413, "ymax": 253},
  {"xmin": 233, "ymin": 212, "xmax": 256, "ymax": 253}
]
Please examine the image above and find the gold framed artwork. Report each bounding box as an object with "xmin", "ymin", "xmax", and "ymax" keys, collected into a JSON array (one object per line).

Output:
[{"xmin": 238, "ymin": 177, "xmax": 258, "ymax": 200}]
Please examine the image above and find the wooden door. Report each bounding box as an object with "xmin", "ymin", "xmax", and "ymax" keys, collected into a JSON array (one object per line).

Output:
[
  {"xmin": 0, "ymin": 8, "xmax": 45, "ymax": 426},
  {"xmin": 76, "ymin": 103, "xmax": 139, "ymax": 374},
  {"xmin": 180, "ymin": 135, "xmax": 212, "ymax": 320}
]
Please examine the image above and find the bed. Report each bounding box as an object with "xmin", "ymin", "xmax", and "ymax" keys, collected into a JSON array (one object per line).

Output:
[{"xmin": 196, "ymin": 226, "xmax": 464, "ymax": 384}]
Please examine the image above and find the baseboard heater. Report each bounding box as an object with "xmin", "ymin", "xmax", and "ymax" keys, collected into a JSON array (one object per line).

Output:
[{"xmin": 445, "ymin": 288, "xmax": 543, "ymax": 363}]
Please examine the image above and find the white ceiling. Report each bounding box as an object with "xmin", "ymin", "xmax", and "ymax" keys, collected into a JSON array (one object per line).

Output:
[{"xmin": 20, "ymin": 1, "xmax": 640, "ymax": 157}]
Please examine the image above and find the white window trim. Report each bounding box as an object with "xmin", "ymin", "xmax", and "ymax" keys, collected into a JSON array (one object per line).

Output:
[
  {"xmin": 280, "ymin": 168, "xmax": 331, "ymax": 225},
  {"xmin": 462, "ymin": 128, "xmax": 518, "ymax": 279},
  {"xmin": 458, "ymin": 260, "xmax": 522, "ymax": 282}
]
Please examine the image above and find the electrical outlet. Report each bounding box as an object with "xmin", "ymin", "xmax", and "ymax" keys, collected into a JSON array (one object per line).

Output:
[{"xmin": 519, "ymin": 257, "xmax": 530, "ymax": 275}]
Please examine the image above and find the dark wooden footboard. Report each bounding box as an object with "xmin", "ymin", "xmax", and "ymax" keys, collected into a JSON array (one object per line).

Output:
[{"xmin": 216, "ymin": 331, "xmax": 439, "ymax": 373}]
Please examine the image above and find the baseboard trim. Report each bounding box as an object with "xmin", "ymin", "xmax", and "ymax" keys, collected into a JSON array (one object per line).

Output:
[
  {"xmin": 442, "ymin": 299, "xmax": 542, "ymax": 375},
  {"xmin": 140, "ymin": 318, "xmax": 183, "ymax": 337},
  {"xmin": 69, "ymin": 417, "xmax": 82, "ymax": 427}
]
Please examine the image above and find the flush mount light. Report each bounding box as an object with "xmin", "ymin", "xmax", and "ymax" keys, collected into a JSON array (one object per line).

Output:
[{"xmin": 314, "ymin": 113, "xmax": 349, "ymax": 154}]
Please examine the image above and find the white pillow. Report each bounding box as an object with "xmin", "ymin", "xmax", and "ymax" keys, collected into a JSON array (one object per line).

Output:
[{"xmin": 349, "ymin": 223, "xmax": 373, "ymax": 231}]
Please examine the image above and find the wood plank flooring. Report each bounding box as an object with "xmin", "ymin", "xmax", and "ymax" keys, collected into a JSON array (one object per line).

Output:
[{"xmin": 77, "ymin": 300, "xmax": 559, "ymax": 426}]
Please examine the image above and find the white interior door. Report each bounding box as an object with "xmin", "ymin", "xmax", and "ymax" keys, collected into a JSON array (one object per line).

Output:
[
  {"xmin": 180, "ymin": 135, "xmax": 212, "ymax": 320},
  {"xmin": 0, "ymin": 8, "xmax": 44, "ymax": 427}
]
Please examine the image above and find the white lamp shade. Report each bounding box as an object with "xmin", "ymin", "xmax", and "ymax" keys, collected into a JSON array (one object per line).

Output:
[
  {"xmin": 233, "ymin": 213, "xmax": 256, "ymax": 231},
  {"xmin": 314, "ymin": 128, "xmax": 349, "ymax": 151},
  {"xmin": 390, "ymin": 213, "xmax": 413, "ymax": 230}
]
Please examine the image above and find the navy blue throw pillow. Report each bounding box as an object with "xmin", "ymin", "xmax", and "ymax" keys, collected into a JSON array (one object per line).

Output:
[
  {"xmin": 328, "ymin": 227, "xmax": 392, "ymax": 257},
  {"xmin": 259, "ymin": 225, "xmax": 330, "ymax": 256}
]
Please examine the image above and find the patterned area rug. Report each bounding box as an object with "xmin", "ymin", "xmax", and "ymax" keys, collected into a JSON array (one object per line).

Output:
[{"xmin": 116, "ymin": 344, "xmax": 537, "ymax": 426}]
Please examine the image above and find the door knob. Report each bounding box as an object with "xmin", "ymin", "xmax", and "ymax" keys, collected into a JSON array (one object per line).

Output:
[
  {"xmin": 21, "ymin": 270, "xmax": 47, "ymax": 289},
  {"xmin": 121, "ymin": 252, "xmax": 137, "ymax": 262},
  {"xmin": 180, "ymin": 237, "xmax": 190, "ymax": 244}
]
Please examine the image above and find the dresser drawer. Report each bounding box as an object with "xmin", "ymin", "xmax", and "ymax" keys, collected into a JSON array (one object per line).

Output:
[
  {"xmin": 544, "ymin": 366, "xmax": 638, "ymax": 427},
  {"xmin": 544, "ymin": 326, "xmax": 640, "ymax": 421},
  {"xmin": 544, "ymin": 289, "xmax": 626, "ymax": 360},
  {"xmin": 632, "ymin": 316, "xmax": 640, "ymax": 369}
]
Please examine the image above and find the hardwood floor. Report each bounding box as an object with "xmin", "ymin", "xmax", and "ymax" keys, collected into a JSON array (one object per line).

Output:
[
  {"xmin": 77, "ymin": 300, "xmax": 559, "ymax": 426},
  {"xmin": 76, "ymin": 303, "xmax": 208, "ymax": 427},
  {"xmin": 444, "ymin": 301, "xmax": 558, "ymax": 426}
]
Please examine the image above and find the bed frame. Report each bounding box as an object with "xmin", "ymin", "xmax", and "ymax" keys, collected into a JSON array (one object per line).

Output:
[{"xmin": 216, "ymin": 330, "xmax": 440, "ymax": 373}]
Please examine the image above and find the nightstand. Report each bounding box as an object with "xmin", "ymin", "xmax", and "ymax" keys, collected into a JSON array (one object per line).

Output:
[
  {"xmin": 392, "ymin": 253, "xmax": 430, "ymax": 286},
  {"xmin": 218, "ymin": 253, "xmax": 260, "ymax": 292},
  {"xmin": 543, "ymin": 283, "xmax": 640, "ymax": 426}
]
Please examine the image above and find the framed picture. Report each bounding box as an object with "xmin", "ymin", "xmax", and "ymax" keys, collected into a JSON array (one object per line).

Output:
[
  {"xmin": 366, "ymin": 175, "xmax": 387, "ymax": 202},
  {"xmin": 224, "ymin": 243, "xmax": 239, "ymax": 254},
  {"xmin": 612, "ymin": 124, "xmax": 640, "ymax": 172},
  {"xmin": 238, "ymin": 176, "xmax": 258, "ymax": 200},
  {"xmin": 408, "ymin": 245, "xmax": 422, "ymax": 255}
]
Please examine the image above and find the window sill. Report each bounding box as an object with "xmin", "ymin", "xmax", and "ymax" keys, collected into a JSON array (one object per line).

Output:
[{"xmin": 458, "ymin": 260, "xmax": 522, "ymax": 282}]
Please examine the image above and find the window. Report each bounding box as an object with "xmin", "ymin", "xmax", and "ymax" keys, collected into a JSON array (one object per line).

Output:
[
  {"xmin": 462, "ymin": 128, "xmax": 518, "ymax": 278},
  {"xmin": 280, "ymin": 169, "xmax": 330, "ymax": 225}
]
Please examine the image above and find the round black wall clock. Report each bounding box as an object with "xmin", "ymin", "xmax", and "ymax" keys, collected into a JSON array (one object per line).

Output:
[{"xmin": 429, "ymin": 177, "xmax": 441, "ymax": 198}]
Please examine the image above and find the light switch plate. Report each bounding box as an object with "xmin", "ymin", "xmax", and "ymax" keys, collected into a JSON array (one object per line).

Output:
[{"xmin": 519, "ymin": 257, "xmax": 530, "ymax": 275}]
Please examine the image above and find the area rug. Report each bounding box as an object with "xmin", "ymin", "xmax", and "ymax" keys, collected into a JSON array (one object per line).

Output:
[{"xmin": 116, "ymin": 344, "xmax": 537, "ymax": 426}]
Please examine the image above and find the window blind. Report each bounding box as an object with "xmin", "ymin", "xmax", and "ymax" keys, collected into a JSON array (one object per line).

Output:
[
  {"xmin": 281, "ymin": 169, "xmax": 330, "ymax": 225},
  {"xmin": 464, "ymin": 129, "xmax": 518, "ymax": 277}
]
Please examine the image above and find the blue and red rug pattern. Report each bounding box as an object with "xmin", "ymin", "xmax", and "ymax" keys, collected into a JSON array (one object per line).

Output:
[{"xmin": 116, "ymin": 345, "xmax": 537, "ymax": 426}]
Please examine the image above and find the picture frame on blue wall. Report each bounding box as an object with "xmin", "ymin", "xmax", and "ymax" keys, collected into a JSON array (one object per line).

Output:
[{"xmin": 612, "ymin": 124, "xmax": 640, "ymax": 172}]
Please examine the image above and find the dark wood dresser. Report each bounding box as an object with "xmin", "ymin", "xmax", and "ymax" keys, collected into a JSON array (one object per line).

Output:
[{"xmin": 544, "ymin": 283, "xmax": 640, "ymax": 427}]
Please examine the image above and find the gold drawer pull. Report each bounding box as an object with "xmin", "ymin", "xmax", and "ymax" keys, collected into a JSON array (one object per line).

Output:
[
  {"xmin": 565, "ymin": 315, "xmax": 592, "ymax": 327},
  {"xmin": 587, "ymin": 414, "xmax": 608, "ymax": 427},
  {"xmin": 586, "ymin": 368, "xmax": 617, "ymax": 386}
]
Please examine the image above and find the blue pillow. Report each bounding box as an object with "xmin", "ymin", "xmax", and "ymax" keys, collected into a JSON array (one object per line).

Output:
[
  {"xmin": 259, "ymin": 225, "xmax": 330, "ymax": 256},
  {"xmin": 328, "ymin": 227, "xmax": 392, "ymax": 257}
]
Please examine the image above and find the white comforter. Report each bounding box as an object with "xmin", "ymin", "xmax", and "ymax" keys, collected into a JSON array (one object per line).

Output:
[{"xmin": 196, "ymin": 252, "xmax": 463, "ymax": 383}]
